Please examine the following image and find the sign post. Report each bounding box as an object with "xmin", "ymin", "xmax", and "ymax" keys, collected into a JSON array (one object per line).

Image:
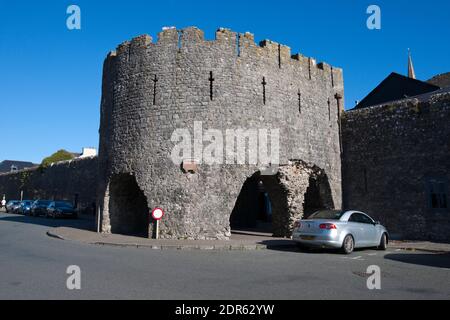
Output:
[
  {"xmin": 97, "ymin": 205, "xmax": 101, "ymax": 233},
  {"xmin": 151, "ymin": 208, "xmax": 164, "ymax": 240}
]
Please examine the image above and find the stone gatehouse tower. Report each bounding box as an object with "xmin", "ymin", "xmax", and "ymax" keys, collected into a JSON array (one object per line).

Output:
[{"xmin": 97, "ymin": 27, "xmax": 344, "ymax": 240}]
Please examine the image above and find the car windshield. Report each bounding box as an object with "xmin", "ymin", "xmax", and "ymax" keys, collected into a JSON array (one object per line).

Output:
[
  {"xmin": 55, "ymin": 202, "xmax": 73, "ymax": 208},
  {"xmin": 306, "ymin": 210, "xmax": 345, "ymax": 220}
]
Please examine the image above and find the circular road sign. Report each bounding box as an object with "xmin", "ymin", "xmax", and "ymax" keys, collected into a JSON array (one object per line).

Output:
[{"xmin": 152, "ymin": 208, "xmax": 164, "ymax": 220}]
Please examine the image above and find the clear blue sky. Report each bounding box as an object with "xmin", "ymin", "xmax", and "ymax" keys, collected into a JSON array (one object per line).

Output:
[{"xmin": 1, "ymin": 0, "xmax": 449, "ymax": 163}]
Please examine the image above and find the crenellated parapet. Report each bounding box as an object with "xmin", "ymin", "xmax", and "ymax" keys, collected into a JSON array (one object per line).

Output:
[{"xmin": 103, "ymin": 26, "xmax": 343, "ymax": 90}]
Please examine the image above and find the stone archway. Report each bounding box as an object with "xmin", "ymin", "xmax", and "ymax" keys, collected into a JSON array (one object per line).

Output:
[
  {"xmin": 229, "ymin": 173, "xmax": 260, "ymax": 230},
  {"xmin": 108, "ymin": 173, "xmax": 150, "ymax": 237},
  {"xmin": 230, "ymin": 172, "xmax": 286, "ymax": 234},
  {"xmin": 273, "ymin": 160, "xmax": 334, "ymax": 237},
  {"xmin": 230, "ymin": 160, "xmax": 334, "ymax": 238}
]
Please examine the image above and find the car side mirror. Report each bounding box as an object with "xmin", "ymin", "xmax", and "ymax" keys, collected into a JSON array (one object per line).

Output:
[{"xmin": 374, "ymin": 221, "xmax": 380, "ymax": 225}]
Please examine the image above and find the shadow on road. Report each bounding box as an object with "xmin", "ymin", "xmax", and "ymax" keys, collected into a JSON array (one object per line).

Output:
[
  {"xmin": 258, "ymin": 239, "xmax": 344, "ymax": 254},
  {"xmin": 0, "ymin": 213, "xmax": 95, "ymax": 231},
  {"xmin": 259, "ymin": 239, "xmax": 380, "ymax": 255},
  {"xmin": 257, "ymin": 239, "xmax": 298, "ymax": 252},
  {"xmin": 384, "ymin": 252, "xmax": 450, "ymax": 269}
]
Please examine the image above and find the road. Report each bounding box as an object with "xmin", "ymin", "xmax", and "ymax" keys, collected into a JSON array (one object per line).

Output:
[{"xmin": 0, "ymin": 212, "xmax": 449, "ymax": 300}]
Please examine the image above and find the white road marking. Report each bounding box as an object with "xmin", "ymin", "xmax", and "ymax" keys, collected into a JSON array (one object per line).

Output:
[{"xmin": 351, "ymin": 256, "xmax": 363, "ymax": 260}]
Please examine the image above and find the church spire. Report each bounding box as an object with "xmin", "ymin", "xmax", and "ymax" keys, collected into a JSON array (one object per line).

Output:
[{"xmin": 408, "ymin": 49, "xmax": 416, "ymax": 79}]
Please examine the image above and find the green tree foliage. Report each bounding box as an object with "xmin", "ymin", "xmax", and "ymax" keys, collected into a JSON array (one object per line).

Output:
[
  {"xmin": 40, "ymin": 150, "xmax": 75, "ymax": 168},
  {"xmin": 19, "ymin": 170, "xmax": 31, "ymax": 189}
]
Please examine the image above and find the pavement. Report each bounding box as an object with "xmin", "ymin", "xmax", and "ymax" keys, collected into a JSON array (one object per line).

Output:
[
  {"xmin": 47, "ymin": 223, "xmax": 450, "ymax": 254},
  {"xmin": 47, "ymin": 227, "xmax": 298, "ymax": 251},
  {"xmin": 389, "ymin": 240, "xmax": 450, "ymax": 254},
  {"xmin": 1, "ymin": 211, "xmax": 450, "ymax": 299}
]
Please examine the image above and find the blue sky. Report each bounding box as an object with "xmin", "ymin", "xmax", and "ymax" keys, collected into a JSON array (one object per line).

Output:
[{"xmin": 1, "ymin": 0, "xmax": 449, "ymax": 163}]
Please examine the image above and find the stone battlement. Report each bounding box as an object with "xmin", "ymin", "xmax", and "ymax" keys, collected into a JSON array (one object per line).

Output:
[{"xmin": 105, "ymin": 26, "xmax": 343, "ymax": 88}]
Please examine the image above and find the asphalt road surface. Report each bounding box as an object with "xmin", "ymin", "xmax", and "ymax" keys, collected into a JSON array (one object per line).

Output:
[{"xmin": 0, "ymin": 212, "xmax": 449, "ymax": 300}]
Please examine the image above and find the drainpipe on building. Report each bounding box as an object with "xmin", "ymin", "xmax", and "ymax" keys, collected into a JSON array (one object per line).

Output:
[{"xmin": 335, "ymin": 93, "xmax": 344, "ymax": 209}]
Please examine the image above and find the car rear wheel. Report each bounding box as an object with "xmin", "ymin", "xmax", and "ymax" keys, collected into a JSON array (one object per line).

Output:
[
  {"xmin": 341, "ymin": 235, "xmax": 354, "ymax": 254},
  {"xmin": 378, "ymin": 233, "xmax": 387, "ymax": 251}
]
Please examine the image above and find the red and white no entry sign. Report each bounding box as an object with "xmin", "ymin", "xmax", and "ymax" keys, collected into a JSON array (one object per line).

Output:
[{"xmin": 151, "ymin": 208, "xmax": 164, "ymax": 220}]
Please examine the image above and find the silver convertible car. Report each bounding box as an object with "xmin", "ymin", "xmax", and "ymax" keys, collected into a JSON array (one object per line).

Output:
[{"xmin": 292, "ymin": 210, "xmax": 389, "ymax": 254}]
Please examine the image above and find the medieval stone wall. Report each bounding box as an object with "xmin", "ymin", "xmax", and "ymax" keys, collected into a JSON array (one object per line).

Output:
[
  {"xmin": 98, "ymin": 27, "xmax": 344, "ymax": 240},
  {"xmin": 0, "ymin": 157, "xmax": 97, "ymax": 214},
  {"xmin": 342, "ymin": 93, "xmax": 450, "ymax": 241}
]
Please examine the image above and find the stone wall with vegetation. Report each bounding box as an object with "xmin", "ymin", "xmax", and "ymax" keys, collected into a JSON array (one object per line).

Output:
[{"xmin": 0, "ymin": 157, "xmax": 97, "ymax": 214}]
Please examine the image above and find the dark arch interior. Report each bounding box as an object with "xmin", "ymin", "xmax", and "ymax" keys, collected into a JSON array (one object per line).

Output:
[
  {"xmin": 230, "ymin": 173, "xmax": 283, "ymax": 234},
  {"xmin": 109, "ymin": 174, "xmax": 149, "ymax": 237},
  {"xmin": 230, "ymin": 169, "xmax": 334, "ymax": 236},
  {"xmin": 303, "ymin": 176, "xmax": 325, "ymax": 217},
  {"xmin": 305, "ymin": 172, "xmax": 335, "ymax": 218}
]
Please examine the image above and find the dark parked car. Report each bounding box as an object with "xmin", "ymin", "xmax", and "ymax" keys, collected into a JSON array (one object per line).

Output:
[
  {"xmin": 5, "ymin": 200, "xmax": 20, "ymax": 213},
  {"xmin": 46, "ymin": 201, "xmax": 77, "ymax": 219},
  {"xmin": 18, "ymin": 200, "xmax": 34, "ymax": 215},
  {"xmin": 10, "ymin": 201, "xmax": 23, "ymax": 214},
  {"xmin": 31, "ymin": 200, "xmax": 52, "ymax": 217}
]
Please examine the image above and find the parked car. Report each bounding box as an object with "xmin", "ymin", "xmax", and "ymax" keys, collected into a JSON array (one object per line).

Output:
[
  {"xmin": 46, "ymin": 201, "xmax": 77, "ymax": 219},
  {"xmin": 5, "ymin": 200, "xmax": 20, "ymax": 213},
  {"xmin": 31, "ymin": 200, "xmax": 52, "ymax": 217},
  {"xmin": 18, "ymin": 200, "xmax": 34, "ymax": 215},
  {"xmin": 10, "ymin": 201, "xmax": 23, "ymax": 214},
  {"xmin": 292, "ymin": 210, "xmax": 389, "ymax": 254},
  {"xmin": 12, "ymin": 203, "xmax": 22, "ymax": 213}
]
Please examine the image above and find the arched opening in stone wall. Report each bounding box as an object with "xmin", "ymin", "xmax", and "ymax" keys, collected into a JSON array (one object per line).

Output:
[
  {"xmin": 303, "ymin": 176, "xmax": 326, "ymax": 217},
  {"xmin": 229, "ymin": 161, "xmax": 335, "ymax": 237},
  {"xmin": 230, "ymin": 172, "xmax": 287, "ymax": 234},
  {"xmin": 108, "ymin": 173, "xmax": 149, "ymax": 237}
]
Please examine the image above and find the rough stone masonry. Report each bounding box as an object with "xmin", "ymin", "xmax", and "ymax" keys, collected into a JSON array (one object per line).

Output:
[
  {"xmin": 97, "ymin": 27, "xmax": 344, "ymax": 240},
  {"xmin": 342, "ymin": 93, "xmax": 450, "ymax": 241}
]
